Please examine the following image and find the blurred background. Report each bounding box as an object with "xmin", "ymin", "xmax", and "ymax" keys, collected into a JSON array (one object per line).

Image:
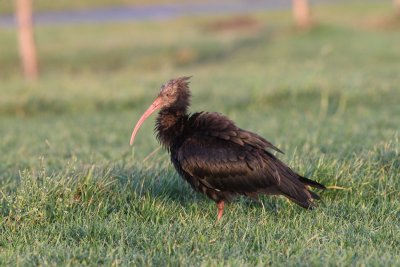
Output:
[{"xmin": 0, "ymin": 0, "xmax": 399, "ymax": 170}]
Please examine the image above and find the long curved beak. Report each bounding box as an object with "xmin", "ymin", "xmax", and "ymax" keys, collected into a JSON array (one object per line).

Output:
[{"xmin": 130, "ymin": 96, "xmax": 163, "ymax": 146}]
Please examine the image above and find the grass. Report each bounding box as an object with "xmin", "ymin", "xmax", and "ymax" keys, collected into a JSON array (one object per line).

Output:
[{"xmin": 1, "ymin": 2, "xmax": 400, "ymax": 266}]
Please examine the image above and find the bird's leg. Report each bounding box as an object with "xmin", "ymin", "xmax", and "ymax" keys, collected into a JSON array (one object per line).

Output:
[{"xmin": 216, "ymin": 200, "xmax": 225, "ymax": 221}]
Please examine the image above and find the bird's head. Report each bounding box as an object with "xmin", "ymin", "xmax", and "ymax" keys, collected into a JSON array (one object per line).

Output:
[
  {"xmin": 158, "ymin": 76, "xmax": 191, "ymax": 109},
  {"xmin": 130, "ymin": 76, "xmax": 192, "ymax": 145}
]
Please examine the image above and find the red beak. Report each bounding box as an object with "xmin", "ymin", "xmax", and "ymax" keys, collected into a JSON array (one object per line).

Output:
[{"xmin": 130, "ymin": 96, "xmax": 163, "ymax": 146}]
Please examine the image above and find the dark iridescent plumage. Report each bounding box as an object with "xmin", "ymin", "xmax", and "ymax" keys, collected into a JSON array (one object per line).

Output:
[{"xmin": 130, "ymin": 76, "xmax": 326, "ymax": 220}]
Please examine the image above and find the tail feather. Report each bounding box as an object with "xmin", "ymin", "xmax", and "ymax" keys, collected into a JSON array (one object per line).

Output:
[
  {"xmin": 278, "ymin": 176, "xmax": 317, "ymax": 209},
  {"xmin": 283, "ymin": 194, "xmax": 316, "ymax": 209},
  {"xmin": 299, "ymin": 176, "xmax": 326, "ymax": 190},
  {"xmin": 274, "ymin": 169, "xmax": 324, "ymax": 209},
  {"xmin": 261, "ymin": 155, "xmax": 325, "ymax": 209},
  {"xmin": 308, "ymin": 189, "xmax": 321, "ymax": 200}
]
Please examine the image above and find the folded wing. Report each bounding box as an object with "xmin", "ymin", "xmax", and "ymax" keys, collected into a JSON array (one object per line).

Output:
[{"xmin": 176, "ymin": 112, "xmax": 324, "ymax": 208}]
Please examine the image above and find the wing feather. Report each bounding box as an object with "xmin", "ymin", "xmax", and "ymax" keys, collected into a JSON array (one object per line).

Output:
[
  {"xmin": 173, "ymin": 112, "xmax": 323, "ymax": 207},
  {"xmin": 188, "ymin": 112, "xmax": 283, "ymax": 154},
  {"xmin": 177, "ymin": 134, "xmax": 277, "ymax": 193}
]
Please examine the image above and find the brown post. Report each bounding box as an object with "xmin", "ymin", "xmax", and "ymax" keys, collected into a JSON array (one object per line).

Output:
[
  {"xmin": 395, "ymin": 0, "xmax": 400, "ymax": 16},
  {"xmin": 292, "ymin": 0, "xmax": 312, "ymax": 29},
  {"xmin": 15, "ymin": 0, "xmax": 38, "ymax": 80}
]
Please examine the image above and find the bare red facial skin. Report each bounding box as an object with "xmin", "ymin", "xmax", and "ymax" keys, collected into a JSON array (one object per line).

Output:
[{"xmin": 130, "ymin": 96, "xmax": 163, "ymax": 146}]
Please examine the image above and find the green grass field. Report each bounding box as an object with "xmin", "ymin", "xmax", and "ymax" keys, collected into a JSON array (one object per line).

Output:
[{"xmin": 1, "ymin": 2, "xmax": 400, "ymax": 266}]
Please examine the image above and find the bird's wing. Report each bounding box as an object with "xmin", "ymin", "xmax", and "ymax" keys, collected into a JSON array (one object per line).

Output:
[
  {"xmin": 177, "ymin": 134, "xmax": 281, "ymax": 193},
  {"xmin": 187, "ymin": 112, "xmax": 283, "ymax": 154},
  {"xmin": 177, "ymin": 112, "xmax": 323, "ymax": 206},
  {"xmin": 177, "ymin": 134, "xmax": 322, "ymax": 207}
]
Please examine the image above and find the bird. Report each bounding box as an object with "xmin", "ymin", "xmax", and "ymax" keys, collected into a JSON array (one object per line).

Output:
[{"xmin": 130, "ymin": 76, "xmax": 326, "ymax": 220}]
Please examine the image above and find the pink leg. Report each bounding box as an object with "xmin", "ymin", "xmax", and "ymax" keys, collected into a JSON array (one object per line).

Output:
[{"xmin": 217, "ymin": 201, "xmax": 225, "ymax": 221}]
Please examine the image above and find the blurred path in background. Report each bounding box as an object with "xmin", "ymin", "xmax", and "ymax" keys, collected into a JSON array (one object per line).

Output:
[{"xmin": 0, "ymin": 0, "xmax": 346, "ymax": 27}]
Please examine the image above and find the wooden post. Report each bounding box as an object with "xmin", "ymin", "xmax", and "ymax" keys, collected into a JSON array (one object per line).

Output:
[
  {"xmin": 15, "ymin": 0, "xmax": 38, "ymax": 80},
  {"xmin": 395, "ymin": 0, "xmax": 400, "ymax": 16},
  {"xmin": 292, "ymin": 0, "xmax": 312, "ymax": 29}
]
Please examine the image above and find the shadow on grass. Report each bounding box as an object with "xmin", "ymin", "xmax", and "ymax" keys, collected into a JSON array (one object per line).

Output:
[{"xmin": 109, "ymin": 162, "xmax": 282, "ymax": 215}]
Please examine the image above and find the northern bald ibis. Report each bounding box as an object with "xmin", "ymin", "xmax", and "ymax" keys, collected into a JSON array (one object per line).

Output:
[{"xmin": 130, "ymin": 77, "xmax": 325, "ymax": 220}]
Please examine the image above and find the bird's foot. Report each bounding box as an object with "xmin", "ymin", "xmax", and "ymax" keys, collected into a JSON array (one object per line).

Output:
[{"xmin": 216, "ymin": 201, "xmax": 224, "ymax": 221}]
